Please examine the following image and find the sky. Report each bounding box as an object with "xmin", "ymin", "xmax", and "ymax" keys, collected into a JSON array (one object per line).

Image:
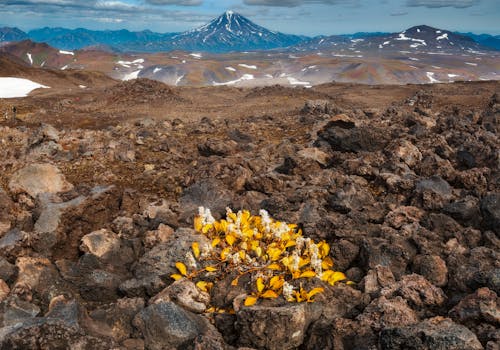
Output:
[{"xmin": 0, "ymin": 0, "xmax": 498, "ymax": 36}]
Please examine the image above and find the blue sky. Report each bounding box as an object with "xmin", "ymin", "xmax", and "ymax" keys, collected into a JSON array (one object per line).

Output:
[{"xmin": 0, "ymin": 0, "xmax": 498, "ymax": 35}]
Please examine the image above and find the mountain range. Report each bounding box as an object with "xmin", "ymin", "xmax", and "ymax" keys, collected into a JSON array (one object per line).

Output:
[{"xmin": 1, "ymin": 11, "xmax": 499, "ymax": 53}]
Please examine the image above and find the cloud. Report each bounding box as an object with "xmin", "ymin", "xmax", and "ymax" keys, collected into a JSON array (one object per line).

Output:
[
  {"xmin": 390, "ymin": 11, "xmax": 408, "ymax": 16},
  {"xmin": 243, "ymin": 0, "xmax": 355, "ymax": 7},
  {"xmin": 145, "ymin": 0, "xmax": 203, "ymax": 5},
  {"xmin": 406, "ymin": 0, "xmax": 480, "ymax": 8}
]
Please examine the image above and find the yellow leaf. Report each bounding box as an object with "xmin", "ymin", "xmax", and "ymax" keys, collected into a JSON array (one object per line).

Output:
[
  {"xmin": 170, "ymin": 274, "xmax": 183, "ymax": 281},
  {"xmin": 299, "ymin": 270, "xmax": 316, "ymax": 279},
  {"xmin": 299, "ymin": 257, "xmax": 310, "ymax": 268},
  {"xmin": 294, "ymin": 290, "xmax": 304, "ymax": 303},
  {"xmin": 256, "ymin": 277, "xmax": 265, "ymax": 293},
  {"xmin": 321, "ymin": 270, "xmax": 334, "ymax": 282},
  {"xmin": 269, "ymin": 276, "xmax": 284, "ymax": 290},
  {"xmin": 212, "ymin": 237, "xmax": 221, "ymax": 247},
  {"xmin": 194, "ymin": 216, "xmax": 203, "ymax": 232},
  {"xmin": 175, "ymin": 262, "xmax": 187, "ymax": 276},
  {"xmin": 220, "ymin": 247, "xmax": 231, "ymax": 260},
  {"xmin": 328, "ymin": 272, "xmax": 347, "ymax": 285},
  {"xmin": 202, "ymin": 224, "xmax": 212, "ymax": 234},
  {"xmin": 255, "ymin": 246, "xmax": 262, "ymax": 257},
  {"xmin": 238, "ymin": 250, "xmax": 246, "ymax": 260},
  {"xmin": 318, "ymin": 241, "xmax": 330, "ymax": 258},
  {"xmin": 206, "ymin": 307, "xmax": 216, "ymax": 313},
  {"xmin": 267, "ymin": 263, "xmax": 281, "ymax": 271},
  {"xmin": 322, "ymin": 256, "xmax": 334, "ymax": 270},
  {"xmin": 219, "ymin": 220, "xmax": 228, "ymax": 233},
  {"xmin": 306, "ymin": 287, "xmax": 324, "ymax": 301},
  {"xmin": 192, "ymin": 242, "xmax": 200, "ymax": 259},
  {"xmin": 267, "ymin": 247, "xmax": 282, "ymax": 261},
  {"xmin": 261, "ymin": 290, "xmax": 279, "ymax": 299},
  {"xmin": 205, "ymin": 266, "xmax": 218, "ymax": 272},
  {"xmin": 231, "ymin": 277, "xmax": 239, "ymax": 286},
  {"xmin": 244, "ymin": 296, "xmax": 258, "ymax": 306},
  {"xmin": 228, "ymin": 212, "xmax": 237, "ymax": 223},
  {"xmin": 196, "ymin": 281, "xmax": 209, "ymax": 292},
  {"xmin": 226, "ymin": 234, "xmax": 236, "ymax": 246},
  {"xmin": 242, "ymin": 228, "xmax": 255, "ymax": 239},
  {"xmin": 285, "ymin": 240, "xmax": 296, "ymax": 248},
  {"xmin": 346, "ymin": 281, "xmax": 356, "ymax": 286}
]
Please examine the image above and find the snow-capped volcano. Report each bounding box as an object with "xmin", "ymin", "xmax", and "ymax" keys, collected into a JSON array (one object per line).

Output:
[{"xmin": 170, "ymin": 11, "xmax": 304, "ymax": 52}]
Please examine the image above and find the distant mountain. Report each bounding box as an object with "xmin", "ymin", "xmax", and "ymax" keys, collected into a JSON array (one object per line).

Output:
[
  {"xmin": 169, "ymin": 11, "xmax": 305, "ymax": 52},
  {"xmin": 27, "ymin": 27, "xmax": 174, "ymax": 51},
  {"xmin": 459, "ymin": 32, "xmax": 500, "ymax": 51},
  {"xmin": 292, "ymin": 25, "xmax": 489, "ymax": 53},
  {"xmin": 0, "ymin": 27, "xmax": 28, "ymax": 42}
]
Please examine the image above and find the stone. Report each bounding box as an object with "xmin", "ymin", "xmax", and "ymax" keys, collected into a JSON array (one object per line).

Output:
[
  {"xmin": 381, "ymin": 274, "xmax": 446, "ymax": 309},
  {"xmin": 179, "ymin": 179, "xmax": 233, "ymax": 223},
  {"xmin": 0, "ymin": 279, "xmax": 10, "ymax": 302},
  {"xmin": 412, "ymin": 255, "xmax": 448, "ymax": 287},
  {"xmin": 8, "ymin": 163, "xmax": 73, "ymax": 198},
  {"xmin": 133, "ymin": 228, "xmax": 211, "ymax": 296},
  {"xmin": 0, "ymin": 257, "xmax": 17, "ymax": 283},
  {"xmin": 235, "ymin": 303, "xmax": 321, "ymax": 350},
  {"xmin": 317, "ymin": 122, "xmax": 389, "ymax": 153},
  {"xmin": 414, "ymin": 176, "xmax": 453, "ymax": 210},
  {"xmin": 389, "ymin": 140, "xmax": 422, "ymax": 167},
  {"xmin": 86, "ymin": 298, "xmax": 145, "ymax": 342},
  {"xmin": 481, "ymin": 193, "xmax": 500, "ymax": 234},
  {"xmin": 198, "ymin": 139, "xmax": 238, "ymax": 157},
  {"xmin": 358, "ymin": 296, "xmax": 418, "ymax": 331},
  {"xmin": 450, "ymin": 287, "xmax": 499, "ymax": 325},
  {"xmin": 150, "ymin": 279, "xmax": 210, "ymax": 314},
  {"xmin": 302, "ymin": 100, "xmax": 332, "ymax": 115},
  {"xmin": 380, "ymin": 317, "xmax": 483, "ymax": 350},
  {"xmin": 133, "ymin": 301, "xmax": 205, "ymax": 350},
  {"xmin": 80, "ymin": 229, "xmax": 134, "ymax": 266},
  {"xmin": 297, "ymin": 147, "xmax": 330, "ymax": 166}
]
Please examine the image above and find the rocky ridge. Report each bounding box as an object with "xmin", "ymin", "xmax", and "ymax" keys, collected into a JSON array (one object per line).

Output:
[{"xmin": 0, "ymin": 82, "xmax": 498, "ymax": 349}]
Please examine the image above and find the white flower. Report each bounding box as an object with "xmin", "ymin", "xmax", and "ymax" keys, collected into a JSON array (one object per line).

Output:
[
  {"xmin": 185, "ymin": 251, "xmax": 197, "ymax": 270},
  {"xmin": 291, "ymin": 251, "xmax": 300, "ymax": 272},
  {"xmin": 198, "ymin": 206, "xmax": 215, "ymax": 225},
  {"xmin": 283, "ymin": 281, "xmax": 295, "ymax": 300}
]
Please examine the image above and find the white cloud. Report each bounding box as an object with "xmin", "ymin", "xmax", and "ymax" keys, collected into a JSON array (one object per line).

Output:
[
  {"xmin": 406, "ymin": 0, "xmax": 480, "ymax": 8},
  {"xmin": 243, "ymin": 0, "xmax": 355, "ymax": 7}
]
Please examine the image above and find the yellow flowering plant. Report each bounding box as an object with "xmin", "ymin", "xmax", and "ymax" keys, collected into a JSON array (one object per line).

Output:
[{"xmin": 171, "ymin": 207, "xmax": 347, "ymax": 309}]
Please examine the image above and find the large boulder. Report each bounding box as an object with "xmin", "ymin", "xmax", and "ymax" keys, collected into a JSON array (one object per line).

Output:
[{"xmin": 8, "ymin": 163, "xmax": 73, "ymax": 198}]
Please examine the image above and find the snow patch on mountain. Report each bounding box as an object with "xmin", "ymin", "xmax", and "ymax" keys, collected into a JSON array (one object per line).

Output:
[{"xmin": 0, "ymin": 77, "xmax": 49, "ymax": 98}]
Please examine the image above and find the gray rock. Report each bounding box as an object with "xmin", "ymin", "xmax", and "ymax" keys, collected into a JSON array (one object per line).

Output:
[
  {"xmin": 133, "ymin": 301, "xmax": 205, "ymax": 350},
  {"xmin": 179, "ymin": 179, "xmax": 233, "ymax": 223},
  {"xmin": 86, "ymin": 297, "xmax": 145, "ymax": 342},
  {"xmin": 133, "ymin": 228, "xmax": 210, "ymax": 296},
  {"xmin": 236, "ymin": 303, "xmax": 321, "ymax": 350},
  {"xmin": 481, "ymin": 193, "xmax": 500, "ymax": 234},
  {"xmin": 380, "ymin": 317, "xmax": 483, "ymax": 350},
  {"xmin": 0, "ymin": 257, "xmax": 17, "ymax": 283},
  {"xmin": 151, "ymin": 279, "xmax": 210, "ymax": 314},
  {"xmin": 415, "ymin": 176, "xmax": 453, "ymax": 210},
  {"xmin": 8, "ymin": 163, "xmax": 73, "ymax": 198}
]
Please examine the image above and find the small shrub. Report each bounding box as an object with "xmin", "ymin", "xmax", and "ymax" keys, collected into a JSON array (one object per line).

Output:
[{"xmin": 172, "ymin": 207, "xmax": 347, "ymax": 309}]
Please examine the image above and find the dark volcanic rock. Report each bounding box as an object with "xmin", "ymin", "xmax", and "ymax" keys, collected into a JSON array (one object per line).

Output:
[
  {"xmin": 380, "ymin": 317, "xmax": 483, "ymax": 350},
  {"xmin": 317, "ymin": 122, "xmax": 389, "ymax": 153},
  {"xmin": 480, "ymin": 193, "xmax": 500, "ymax": 234},
  {"xmin": 132, "ymin": 301, "xmax": 205, "ymax": 350}
]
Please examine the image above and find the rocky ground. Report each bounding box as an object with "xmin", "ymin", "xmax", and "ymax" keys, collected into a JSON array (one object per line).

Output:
[{"xmin": 0, "ymin": 79, "xmax": 498, "ymax": 349}]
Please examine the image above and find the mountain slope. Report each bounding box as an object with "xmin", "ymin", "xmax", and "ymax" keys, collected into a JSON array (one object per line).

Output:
[
  {"xmin": 170, "ymin": 11, "xmax": 305, "ymax": 52},
  {"xmin": 0, "ymin": 27, "xmax": 28, "ymax": 42},
  {"xmin": 292, "ymin": 25, "xmax": 492, "ymax": 54}
]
